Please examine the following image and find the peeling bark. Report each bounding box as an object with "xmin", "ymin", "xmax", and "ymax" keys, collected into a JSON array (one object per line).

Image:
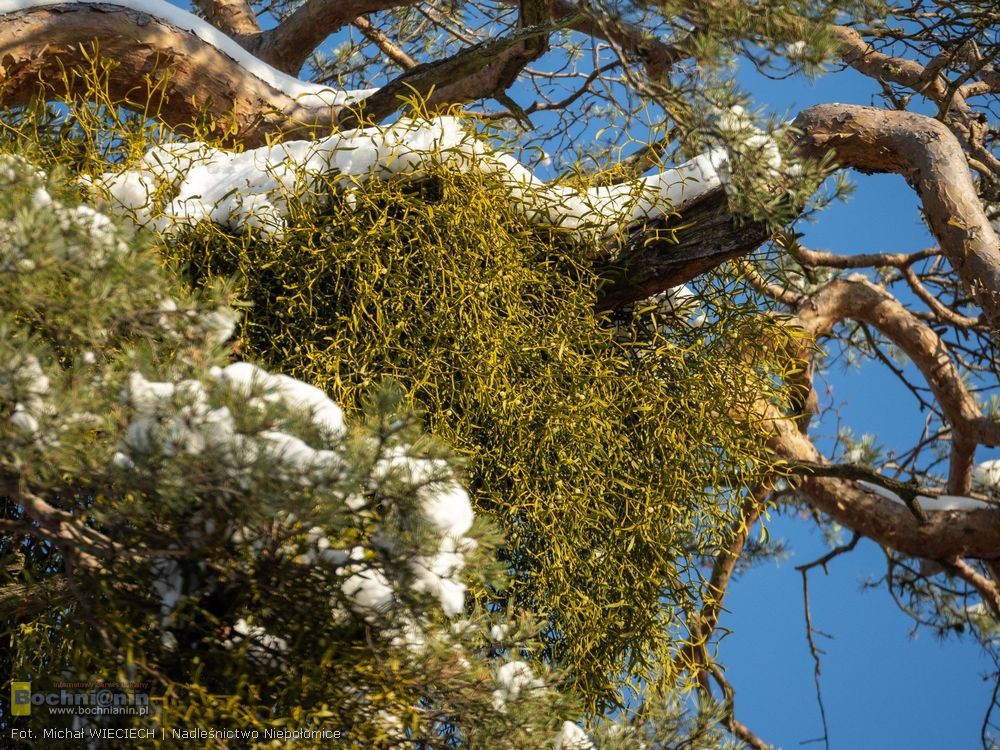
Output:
[{"xmin": 595, "ymin": 186, "xmax": 772, "ymax": 309}]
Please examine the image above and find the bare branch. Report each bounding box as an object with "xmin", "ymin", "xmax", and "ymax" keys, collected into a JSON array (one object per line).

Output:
[
  {"xmin": 902, "ymin": 265, "xmax": 982, "ymax": 329},
  {"xmin": 737, "ymin": 258, "xmax": 806, "ymax": 307},
  {"xmin": 498, "ymin": 0, "xmax": 690, "ymax": 81},
  {"xmin": 352, "ymin": 15, "xmax": 417, "ymax": 70},
  {"xmin": 706, "ymin": 664, "xmax": 773, "ymax": 750},
  {"xmin": 768, "ymin": 417, "xmax": 1000, "ymax": 560},
  {"xmin": 338, "ymin": 18, "xmax": 566, "ymax": 129},
  {"xmin": 943, "ymin": 557, "xmax": 1000, "ymax": 620},
  {"xmin": 794, "ymin": 278, "xmax": 1000, "ymax": 458},
  {"xmin": 789, "ymin": 243, "xmax": 939, "ymax": 270}
]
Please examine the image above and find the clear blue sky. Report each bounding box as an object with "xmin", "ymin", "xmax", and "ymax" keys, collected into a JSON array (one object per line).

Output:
[{"xmin": 717, "ymin": 62, "xmax": 998, "ymax": 750}]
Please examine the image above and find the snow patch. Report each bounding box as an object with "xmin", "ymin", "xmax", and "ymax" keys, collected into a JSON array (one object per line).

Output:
[{"xmin": 858, "ymin": 480, "xmax": 996, "ymax": 511}]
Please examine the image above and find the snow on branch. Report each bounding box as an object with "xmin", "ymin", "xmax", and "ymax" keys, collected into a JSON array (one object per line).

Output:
[
  {"xmin": 0, "ymin": 0, "xmax": 374, "ymax": 108},
  {"xmin": 87, "ymin": 116, "xmax": 733, "ymax": 242}
]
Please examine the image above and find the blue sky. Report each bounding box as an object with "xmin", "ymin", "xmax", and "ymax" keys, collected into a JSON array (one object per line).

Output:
[{"xmin": 716, "ymin": 61, "xmax": 998, "ymax": 750}]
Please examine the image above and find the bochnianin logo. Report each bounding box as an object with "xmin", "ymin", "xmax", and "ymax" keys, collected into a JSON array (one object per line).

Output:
[{"xmin": 10, "ymin": 682, "xmax": 150, "ymax": 717}]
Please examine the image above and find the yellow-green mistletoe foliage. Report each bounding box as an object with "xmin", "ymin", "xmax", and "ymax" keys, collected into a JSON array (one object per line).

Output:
[
  {"xmin": 157, "ymin": 160, "xmax": 797, "ymax": 708},
  {"xmin": 1, "ymin": 86, "xmax": 800, "ymax": 711}
]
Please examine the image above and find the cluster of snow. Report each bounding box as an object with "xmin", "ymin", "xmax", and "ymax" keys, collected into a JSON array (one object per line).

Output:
[
  {"xmin": 356, "ymin": 447, "xmax": 477, "ymax": 618},
  {"xmin": 786, "ymin": 40, "xmax": 809, "ymax": 60},
  {"xmin": 492, "ymin": 660, "xmax": 546, "ymax": 712},
  {"xmin": 222, "ymin": 618, "xmax": 289, "ymax": 669},
  {"xmin": 86, "ymin": 116, "xmax": 729, "ymax": 240},
  {"xmin": 858, "ymin": 477, "xmax": 996, "ymax": 512},
  {"xmin": 3, "ymin": 354, "xmax": 51, "ymax": 439},
  {"xmin": 126, "ymin": 360, "xmax": 579, "ymax": 736},
  {"xmin": 114, "ymin": 363, "xmax": 346, "ymax": 473},
  {"xmin": 553, "ymin": 721, "xmax": 596, "ymax": 750},
  {"xmin": 0, "ymin": 0, "xmax": 375, "ymax": 108},
  {"xmin": 0, "ymin": 173, "xmax": 127, "ymax": 272},
  {"xmin": 973, "ymin": 458, "xmax": 1000, "ymax": 493},
  {"xmin": 708, "ymin": 105, "xmax": 785, "ymax": 193}
]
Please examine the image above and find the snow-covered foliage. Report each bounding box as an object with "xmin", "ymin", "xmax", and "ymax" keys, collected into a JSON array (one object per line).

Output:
[
  {"xmin": 115, "ymin": 360, "xmax": 479, "ymax": 627},
  {"xmin": 554, "ymin": 721, "xmax": 597, "ymax": 750},
  {"xmin": 86, "ymin": 116, "xmax": 729, "ymax": 240},
  {"xmin": 973, "ymin": 458, "xmax": 1000, "ymax": 494},
  {"xmin": 491, "ymin": 659, "xmax": 546, "ymax": 711}
]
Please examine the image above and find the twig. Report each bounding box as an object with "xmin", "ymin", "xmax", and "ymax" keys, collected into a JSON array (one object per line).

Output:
[
  {"xmin": 942, "ymin": 557, "xmax": 1000, "ymax": 620},
  {"xmin": 786, "ymin": 460, "xmax": 932, "ymax": 524},
  {"xmin": 799, "ymin": 564, "xmax": 831, "ymax": 750},
  {"xmin": 707, "ymin": 663, "xmax": 773, "ymax": 750}
]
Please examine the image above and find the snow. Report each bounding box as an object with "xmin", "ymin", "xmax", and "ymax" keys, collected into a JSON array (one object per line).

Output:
[
  {"xmin": 212, "ymin": 361, "xmax": 346, "ymax": 439},
  {"xmin": 5, "ymin": 355, "xmax": 51, "ymax": 440},
  {"xmin": 418, "ymin": 482, "xmax": 474, "ymax": 539},
  {"xmin": 787, "ymin": 40, "xmax": 808, "ymax": 59},
  {"xmin": 490, "ymin": 623, "xmax": 510, "ymax": 642},
  {"xmin": 492, "ymin": 660, "xmax": 545, "ymax": 711},
  {"xmin": 223, "ymin": 617, "xmax": 289, "ymax": 668},
  {"xmin": 708, "ymin": 105, "xmax": 784, "ymax": 194},
  {"xmin": 973, "ymin": 459, "xmax": 1000, "ymax": 493},
  {"xmin": 408, "ymin": 551, "xmax": 467, "ymax": 617},
  {"xmin": 858, "ymin": 481, "xmax": 996, "ymax": 511},
  {"xmin": 553, "ymin": 721, "xmax": 595, "ymax": 750},
  {"xmin": 374, "ymin": 449, "xmax": 474, "ymax": 538},
  {"xmin": 89, "ymin": 116, "xmax": 727, "ymax": 241},
  {"xmin": 48, "ymin": 0, "xmax": 751, "ymax": 241},
  {"xmin": 114, "ymin": 361, "xmax": 480, "ymax": 626},
  {"xmin": 341, "ymin": 566, "xmax": 395, "ymax": 619},
  {"xmin": 200, "ymin": 307, "xmax": 239, "ymax": 345},
  {"xmin": 118, "ymin": 365, "xmax": 347, "ymax": 471},
  {"xmin": 0, "ymin": 0, "xmax": 375, "ymax": 108}
]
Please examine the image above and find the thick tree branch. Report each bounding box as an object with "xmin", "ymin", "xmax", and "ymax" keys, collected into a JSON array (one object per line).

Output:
[
  {"xmin": 339, "ymin": 19, "xmax": 566, "ymax": 129},
  {"xmin": 594, "ymin": 187, "xmax": 773, "ymax": 310},
  {"xmin": 0, "ymin": 4, "xmax": 346, "ymax": 146},
  {"xmin": 498, "ymin": 0, "xmax": 689, "ymax": 81},
  {"xmin": 942, "ymin": 557, "xmax": 1000, "ymax": 620},
  {"xmin": 831, "ymin": 25, "xmax": 1000, "ymax": 178},
  {"xmin": 792, "ymin": 105, "xmax": 1000, "ymax": 330},
  {"xmin": 192, "ymin": 0, "xmax": 259, "ymax": 38},
  {"xmin": 789, "ymin": 243, "xmax": 939, "ymax": 270},
  {"xmin": 769, "ymin": 417, "xmax": 1000, "ymax": 560},
  {"xmin": 793, "ymin": 278, "xmax": 1000, "ymax": 485},
  {"xmin": 352, "ymin": 15, "xmax": 417, "ymax": 70}
]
